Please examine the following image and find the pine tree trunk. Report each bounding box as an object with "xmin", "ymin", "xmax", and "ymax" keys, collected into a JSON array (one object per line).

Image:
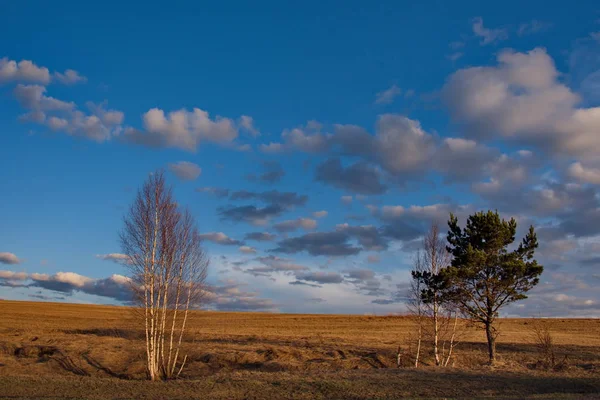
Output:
[{"xmin": 485, "ymin": 322, "xmax": 496, "ymax": 364}]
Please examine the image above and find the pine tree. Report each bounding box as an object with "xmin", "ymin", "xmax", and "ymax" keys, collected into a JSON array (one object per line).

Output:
[{"xmin": 445, "ymin": 210, "xmax": 543, "ymax": 364}]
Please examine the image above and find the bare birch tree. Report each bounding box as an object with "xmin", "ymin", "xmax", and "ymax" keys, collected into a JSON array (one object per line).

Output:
[
  {"xmin": 409, "ymin": 223, "xmax": 461, "ymax": 367},
  {"xmin": 120, "ymin": 171, "xmax": 208, "ymax": 380},
  {"xmin": 407, "ymin": 251, "xmax": 425, "ymax": 368}
]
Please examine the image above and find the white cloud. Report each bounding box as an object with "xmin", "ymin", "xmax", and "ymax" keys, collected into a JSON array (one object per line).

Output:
[
  {"xmin": 13, "ymin": 85, "xmax": 123, "ymax": 142},
  {"xmin": 568, "ymin": 162, "xmax": 600, "ymax": 184},
  {"xmin": 517, "ymin": 20, "xmax": 552, "ymax": 36},
  {"xmin": 472, "ymin": 17, "xmax": 508, "ymax": 45},
  {"xmin": 34, "ymin": 271, "xmax": 92, "ymax": 288},
  {"xmin": 282, "ymin": 126, "xmax": 329, "ymax": 153},
  {"xmin": 259, "ymin": 115, "xmax": 436, "ymax": 181},
  {"xmin": 0, "ymin": 252, "xmax": 22, "ymax": 265},
  {"xmin": 259, "ymin": 142, "xmax": 285, "ymax": 154},
  {"xmin": 198, "ymin": 232, "xmax": 243, "ymax": 246},
  {"xmin": 381, "ymin": 205, "xmax": 404, "ymax": 218},
  {"xmin": 443, "ymin": 48, "xmax": 600, "ymax": 160},
  {"xmin": 86, "ymin": 101, "xmax": 124, "ymax": 126},
  {"xmin": 96, "ymin": 253, "xmax": 132, "ymax": 264},
  {"xmin": 0, "ymin": 269, "xmax": 133, "ymax": 302},
  {"xmin": 239, "ymin": 115, "xmax": 260, "ymax": 136},
  {"xmin": 0, "ymin": 58, "xmax": 51, "ymax": 84},
  {"xmin": 273, "ymin": 218, "xmax": 318, "ymax": 233},
  {"xmin": 448, "ymin": 52, "xmax": 463, "ymax": 62},
  {"xmin": 168, "ymin": 161, "xmax": 202, "ymax": 181},
  {"xmin": 295, "ymin": 271, "xmax": 343, "ymax": 284},
  {"xmin": 375, "ymin": 84, "xmax": 401, "ymax": 104},
  {"xmin": 0, "ymin": 270, "xmax": 27, "ymax": 280},
  {"xmin": 341, "ymin": 195, "xmax": 353, "ymax": 204},
  {"xmin": 53, "ymin": 109, "xmax": 122, "ymax": 142},
  {"xmin": 239, "ymin": 246, "xmax": 257, "ymax": 254},
  {"xmin": 370, "ymin": 115, "xmax": 436, "ymax": 175},
  {"xmin": 53, "ymin": 69, "xmax": 87, "ymax": 85},
  {"xmin": 14, "ymin": 84, "xmax": 75, "ymax": 111},
  {"xmin": 123, "ymin": 107, "xmax": 238, "ymax": 151},
  {"xmin": 312, "ymin": 210, "xmax": 328, "ymax": 218},
  {"xmin": 46, "ymin": 116, "xmax": 68, "ymax": 130}
]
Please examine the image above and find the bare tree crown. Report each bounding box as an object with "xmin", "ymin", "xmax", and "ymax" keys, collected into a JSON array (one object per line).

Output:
[{"xmin": 120, "ymin": 171, "xmax": 208, "ymax": 380}]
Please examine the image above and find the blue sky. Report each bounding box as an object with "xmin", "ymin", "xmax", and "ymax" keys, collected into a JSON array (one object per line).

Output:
[{"xmin": 1, "ymin": 1, "xmax": 600, "ymax": 316}]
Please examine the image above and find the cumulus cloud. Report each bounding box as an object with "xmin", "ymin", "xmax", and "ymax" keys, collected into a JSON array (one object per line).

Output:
[
  {"xmin": 246, "ymin": 161, "xmax": 285, "ymax": 184},
  {"xmin": 272, "ymin": 230, "xmax": 366, "ymax": 257},
  {"xmin": 0, "ymin": 58, "xmax": 50, "ymax": 84},
  {"xmin": 294, "ymin": 271, "xmax": 344, "ymax": 284},
  {"xmin": 2, "ymin": 60, "xmax": 122, "ymax": 143},
  {"xmin": 433, "ymin": 138, "xmax": 497, "ymax": 183},
  {"xmin": 504, "ymin": 272, "xmax": 600, "ymax": 317},
  {"xmin": 260, "ymin": 112, "xmax": 540, "ymax": 189},
  {"xmin": 273, "ymin": 218, "xmax": 317, "ymax": 233},
  {"xmin": 258, "ymin": 122, "xmax": 328, "ymax": 154},
  {"xmin": 259, "ymin": 142, "xmax": 285, "ymax": 154},
  {"xmin": 447, "ymin": 52, "xmax": 463, "ymax": 62},
  {"xmin": 56, "ymin": 109, "xmax": 124, "ymax": 142},
  {"xmin": 239, "ymin": 115, "xmax": 260, "ymax": 137},
  {"xmin": 1, "ymin": 269, "xmax": 278, "ymax": 311},
  {"xmin": 244, "ymin": 232, "xmax": 277, "ymax": 242},
  {"xmin": 568, "ymin": 162, "xmax": 600, "ymax": 184},
  {"xmin": 281, "ymin": 123, "xmax": 329, "ymax": 153},
  {"xmin": 238, "ymin": 255, "xmax": 309, "ymax": 278},
  {"xmin": 336, "ymin": 224, "xmax": 389, "ymax": 251},
  {"xmin": 198, "ymin": 232, "xmax": 244, "ymax": 246},
  {"xmin": 375, "ymin": 84, "xmax": 402, "ymax": 104},
  {"xmin": 219, "ymin": 204, "xmax": 285, "ymax": 226},
  {"xmin": 478, "ymin": 179, "xmax": 598, "ymax": 224},
  {"xmin": 517, "ymin": 20, "xmax": 552, "ymax": 36},
  {"xmin": 168, "ymin": 161, "xmax": 202, "ymax": 181},
  {"xmin": 53, "ymin": 69, "xmax": 87, "ymax": 85},
  {"xmin": 0, "ymin": 270, "xmax": 29, "ymax": 288},
  {"xmin": 312, "ymin": 210, "xmax": 328, "ymax": 218},
  {"xmin": 95, "ymin": 253, "xmax": 132, "ymax": 264},
  {"xmin": 16, "ymin": 91, "xmax": 124, "ymax": 142},
  {"xmin": 196, "ymin": 187, "xmax": 230, "ymax": 198},
  {"xmin": 373, "ymin": 203, "xmax": 474, "ymax": 241},
  {"xmin": 289, "ymin": 280, "xmax": 322, "ymax": 288},
  {"xmin": 210, "ymin": 280, "xmax": 278, "ymax": 311},
  {"xmin": 344, "ymin": 268, "xmax": 376, "ymax": 281},
  {"xmin": 260, "ymin": 114, "xmax": 438, "ymax": 185},
  {"xmin": 86, "ymin": 101, "xmax": 124, "ymax": 126},
  {"xmin": 0, "ymin": 269, "xmax": 133, "ymax": 302},
  {"xmin": 0, "ymin": 270, "xmax": 28, "ymax": 280},
  {"xmin": 443, "ymin": 47, "xmax": 600, "ymax": 160},
  {"xmin": 341, "ymin": 268, "xmax": 389, "ymax": 296},
  {"xmin": 239, "ymin": 246, "xmax": 257, "ymax": 254},
  {"xmin": 372, "ymin": 299, "xmax": 396, "ymax": 305},
  {"xmin": 315, "ymin": 158, "xmax": 388, "ymax": 194},
  {"xmin": 472, "ymin": 17, "xmax": 508, "ymax": 45},
  {"xmin": 220, "ymin": 190, "xmax": 308, "ymax": 225},
  {"xmin": 0, "ymin": 252, "xmax": 22, "ymax": 265},
  {"xmin": 333, "ymin": 116, "xmax": 436, "ymax": 177},
  {"xmin": 229, "ymin": 190, "xmax": 307, "ymax": 208},
  {"xmin": 14, "ymin": 84, "xmax": 74, "ymax": 111},
  {"xmin": 123, "ymin": 107, "xmax": 238, "ymax": 151},
  {"xmin": 341, "ymin": 196, "xmax": 353, "ymax": 204}
]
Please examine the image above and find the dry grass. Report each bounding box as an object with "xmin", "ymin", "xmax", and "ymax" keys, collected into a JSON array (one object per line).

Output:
[{"xmin": 0, "ymin": 300, "xmax": 599, "ymax": 399}]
